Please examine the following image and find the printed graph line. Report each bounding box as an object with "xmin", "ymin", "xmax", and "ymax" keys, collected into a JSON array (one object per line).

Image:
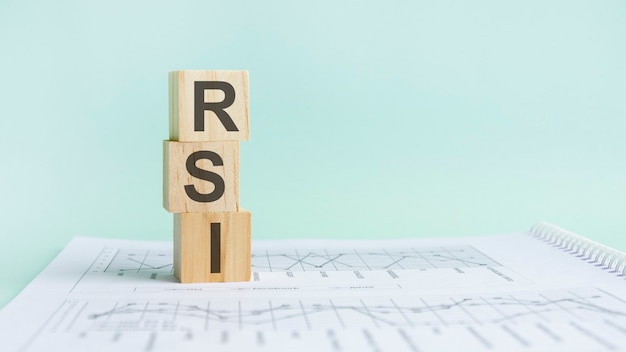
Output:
[
  {"xmin": 352, "ymin": 249, "xmax": 372, "ymax": 270},
  {"xmin": 96, "ymin": 249, "xmax": 174, "ymax": 276},
  {"xmin": 78, "ymin": 291, "xmax": 626, "ymax": 330},
  {"xmin": 89, "ymin": 245, "xmax": 500, "ymax": 274},
  {"xmin": 383, "ymin": 249, "xmax": 406, "ymax": 270},
  {"xmin": 508, "ymin": 295, "xmax": 549, "ymax": 322},
  {"xmin": 123, "ymin": 258, "xmax": 173, "ymax": 272},
  {"xmin": 251, "ymin": 246, "xmax": 501, "ymax": 272},
  {"xmin": 27, "ymin": 289, "xmax": 626, "ymax": 352},
  {"xmin": 102, "ymin": 249, "xmax": 119, "ymax": 273},
  {"xmin": 69, "ymin": 247, "xmax": 110, "ymax": 294}
]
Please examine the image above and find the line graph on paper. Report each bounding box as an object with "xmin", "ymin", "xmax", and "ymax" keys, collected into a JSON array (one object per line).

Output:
[
  {"xmin": 78, "ymin": 289, "xmax": 626, "ymax": 329},
  {"xmin": 87, "ymin": 245, "xmax": 500, "ymax": 277},
  {"xmin": 81, "ymin": 288, "xmax": 626, "ymax": 328},
  {"xmin": 23, "ymin": 288, "xmax": 626, "ymax": 352},
  {"xmin": 252, "ymin": 246, "xmax": 500, "ymax": 271},
  {"xmin": 14, "ymin": 236, "xmax": 626, "ymax": 352}
]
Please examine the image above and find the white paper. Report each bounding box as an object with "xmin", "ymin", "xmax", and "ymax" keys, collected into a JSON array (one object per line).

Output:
[{"xmin": 1, "ymin": 234, "xmax": 626, "ymax": 351}]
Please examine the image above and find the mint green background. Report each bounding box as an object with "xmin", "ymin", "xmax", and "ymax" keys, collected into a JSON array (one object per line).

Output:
[{"xmin": 1, "ymin": 0, "xmax": 625, "ymax": 308}]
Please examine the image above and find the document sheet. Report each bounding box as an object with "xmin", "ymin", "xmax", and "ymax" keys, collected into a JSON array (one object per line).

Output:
[{"xmin": 1, "ymin": 234, "xmax": 625, "ymax": 351}]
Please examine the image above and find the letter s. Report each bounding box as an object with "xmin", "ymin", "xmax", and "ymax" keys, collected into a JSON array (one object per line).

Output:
[{"xmin": 184, "ymin": 151, "xmax": 225, "ymax": 202}]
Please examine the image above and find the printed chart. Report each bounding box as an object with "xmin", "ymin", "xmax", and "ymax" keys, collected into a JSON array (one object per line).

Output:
[
  {"xmin": 4, "ymin": 236, "xmax": 626, "ymax": 352},
  {"xmin": 252, "ymin": 246, "xmax": 500, "ymax": 272},
  {"xmin": 90, "ymin": 245, "xmax": 500, "ymax": 276},
  {"xmin": 22, "ymin": 288, "xmax": 626, "ymax": 351}
]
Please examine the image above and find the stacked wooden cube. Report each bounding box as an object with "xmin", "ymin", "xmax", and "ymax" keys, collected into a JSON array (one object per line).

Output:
[{"xmin": 163, "ymin": 70, "xmax": 251, "ymax": 283}]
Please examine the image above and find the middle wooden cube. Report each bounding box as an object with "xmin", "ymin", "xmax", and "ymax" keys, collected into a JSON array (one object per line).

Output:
[{"xmin": 163, "ymin": 140, "xmax": 239, "ymax": 213}]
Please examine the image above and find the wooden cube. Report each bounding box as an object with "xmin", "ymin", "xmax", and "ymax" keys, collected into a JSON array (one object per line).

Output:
[
  {"xmin": 169, "ymin": 70, "xmax": 249, "ymax": 142},
  {"xmin": 174, "ymin": 210, "xmax": 251, "ymax": 283},
  {"xmin": 163, "ymin": 140, "xmax": 239, "ymax": 213}
]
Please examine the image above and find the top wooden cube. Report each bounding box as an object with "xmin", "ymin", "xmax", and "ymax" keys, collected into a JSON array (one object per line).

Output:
[{"xmin": 169, "ymin": 70, "xmax": 249, "ymax": 141}]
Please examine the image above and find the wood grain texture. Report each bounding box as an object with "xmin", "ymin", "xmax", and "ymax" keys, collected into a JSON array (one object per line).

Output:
[
  {"xmin": 169, "ymin": 70, "xmax": 249, "ymax": 142},
  {"xmin": 163, "ymin": 140, "xmax": 239, "ymax": 213},
  {"xmin": 174, "ymin": 210, "xmax": 251, "ymax": 283}
]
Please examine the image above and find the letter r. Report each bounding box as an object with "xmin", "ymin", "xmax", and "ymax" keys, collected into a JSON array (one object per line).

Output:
[{"xmin": 194, "ymin": 81, "xmax": 239, "ymax": 132}]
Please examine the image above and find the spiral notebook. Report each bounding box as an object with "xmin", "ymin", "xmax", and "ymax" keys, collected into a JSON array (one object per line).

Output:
[{"xmin": 1, "ymin": 222, "xmax": 625, "ymax": 352}]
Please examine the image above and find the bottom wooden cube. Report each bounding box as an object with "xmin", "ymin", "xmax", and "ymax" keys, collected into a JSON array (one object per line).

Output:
[{"xmin": 174, "ymin": 210, "xmax": 251, "ymax": 283}]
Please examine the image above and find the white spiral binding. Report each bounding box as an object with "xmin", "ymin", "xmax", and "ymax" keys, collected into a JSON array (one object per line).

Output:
[{"xmin": 529, "ymin": 222, "xmax": 626, "ymax": 277}]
